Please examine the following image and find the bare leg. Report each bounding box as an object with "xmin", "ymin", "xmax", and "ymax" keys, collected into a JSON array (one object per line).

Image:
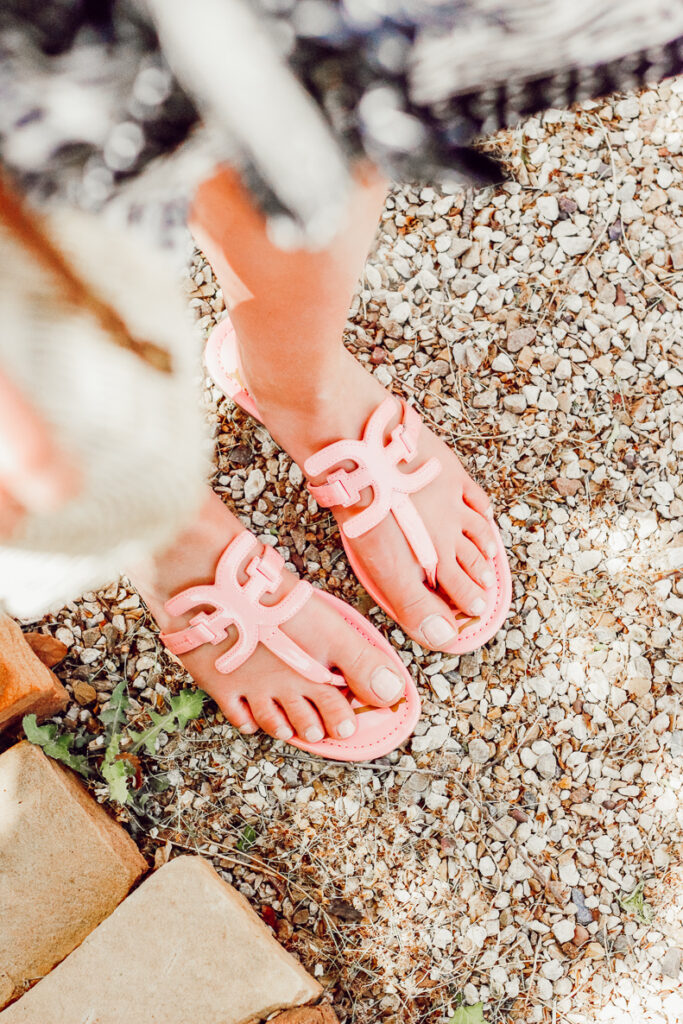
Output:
[
  {"xmin": 190, "ymin": 168, "xmax": 498, "ymax": 651},
  {"xmin": 190, "ymin": 164, "xmax": 388, "ymax": 442}
]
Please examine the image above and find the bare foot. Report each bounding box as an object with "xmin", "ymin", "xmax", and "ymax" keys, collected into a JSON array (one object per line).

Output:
[
  {"xmin": 240, "ymin": 347, "xmax": 500, "ymax": 652},
  {"xmin": 131, "ymin": 491, "xmax": 407, "ymax": 744}
]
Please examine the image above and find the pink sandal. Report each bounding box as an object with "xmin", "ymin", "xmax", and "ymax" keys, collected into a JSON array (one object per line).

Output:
[
  {"xmin": 160, "ymin": 530, "xmax": 420, "ymax": 761},
  {"xmin": 206, "ymin": 316, "xmax": 512, "ymax": 655}
]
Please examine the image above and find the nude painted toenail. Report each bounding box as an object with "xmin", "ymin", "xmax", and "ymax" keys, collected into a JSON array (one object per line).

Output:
[
  {"xmin": 421, "ymin": 615, "xmax": 457, "ymax": 647},
  {"xmin": 482, "ymin": 569, "xmax": 495, "ymax": 587},
  {"xmin": 239, "ymin": 723, "xmax": 258, "ymax": 734},
  {"xmin": 470, "ymin": 598, "xmax": 486, "ymax": 615},
  {"xmin": 275, "ymin": 726, "xmax": 294, "ymax": 740},
  {"xmin": 371, "ymin": 667, "xmax": 404, "ymax": 702},
  {"xmin": 337, "ymin": 719, "xmax": 355, "ymax": 738},
  {"xmin": 305, "ymin": 725, "xmax": 324, "ymax": 743},
  {"xmin": 485, "ymin": 506, "xmax": 495, "ymax": 520}
]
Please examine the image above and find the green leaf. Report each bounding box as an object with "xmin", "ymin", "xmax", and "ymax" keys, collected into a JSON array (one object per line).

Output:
[
  {"xmin": 100, "ymin": 732, "xmax": 138, "ymax": 805},
  {"xmin": 101, "ymin": 757, "xmax": 133, "ymax": 804},
  {"xmin": 98, "ymin": 681, "xmax": 129, "ymax": 738},
  {"xmin": 148, "ymin": 775, "xmax": 171, "ymax": 793},
  {"xmin": 449, "ymin": 1004, "xmax": 487, "ymax": 1024},
  {"xmin": 126, "ymin": 728, "xmax": 146, "ymax": 750},
  {"xmin": 133, "ymin": 727, "xmax": 161, "ymax": 756},
  {"xmin": 43, "ymin": 735, "xmax": 89, "ymax": 775},
  {"xmin": 23, "ymin": 714, "xmax": 56, "ymax": 745},
  {"xmin": 618, "ymin": 881, "xmax": 653, "ymax": 924},
  {"xmin": 237, "ymin": 824, "xmax": 257, "ymax": 852},
  {"xmin": 128, "ymin": 688, "xmax": 206, "ymax": 756},
  {"xmin": 170, "ymin": 688, "xmax": 206, "ymax": 729},
  {"xmin": 22, "ymin": 715, "xmax": 89, "ymax": 776}
]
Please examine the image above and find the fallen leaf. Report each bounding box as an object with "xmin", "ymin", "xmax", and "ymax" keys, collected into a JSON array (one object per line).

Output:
[
  {"xmin": 328, "ymin": 899, "xmax": 363, "ymax": 922},
  {"xmin": 449, "ymin": 1003, "xmax": 487, "ymax": 1024},
  {"xmin": 261, "ymin": 905, "xmax": 278, "ymax": 931},
  {"xmin": 24, "ymin": 632, "xmax": 68, "ymax": 667}
]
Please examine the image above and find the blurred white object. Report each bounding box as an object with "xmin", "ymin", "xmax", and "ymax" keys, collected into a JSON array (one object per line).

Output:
[
  {"xmin": 146, "ymin": 0, "xmax": 351, "ymax": 249},
  {"xmin": 0, "ymin": 202, "xmax": 208, "ymax": 618}
]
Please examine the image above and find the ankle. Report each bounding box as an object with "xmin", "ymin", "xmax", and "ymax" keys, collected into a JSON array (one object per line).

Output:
[
  {"xmin": 238, "ymin": 342, "xmax": 347, "ymax": 414},
  {"xmin": 239, "ymin": 347, "xmax": 383, "ymax": 463}
]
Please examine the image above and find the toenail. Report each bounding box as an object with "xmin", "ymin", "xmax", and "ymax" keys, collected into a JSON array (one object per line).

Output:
[
  {"xmin": 239, "ymin": 722, "xmax": 258, "ymax": 735},
  {"xmin": 371, "ymin": 667, "xmax": 404, "ymax": 702},
  {"xmin": 305, "ymin": 725, "xmax": 324, "ymax": 743},
  {"xmin": 470, "ymin": 597, "xmax": 486, "ymax": 616},
  {"xmin": 421, "ymin": 615, "xmax": 457, "ymax": 647},
  {"xmin": 485, "ymin": 505, "xmax": 495, "ymax": 520},
  {"xmin": 482, "ymin": 568, "xmax": 495, "ymax": 587},
  {"xmin": 337, "ymin": 719, "xmax": 355, "ymax": 739},
  {"xmin": 275, "ymin": 725, "xmax": 294, "ymax": 740}
]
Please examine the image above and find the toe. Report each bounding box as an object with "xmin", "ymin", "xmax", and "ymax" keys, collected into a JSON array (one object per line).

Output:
[
  {"xmin": 437, "ymin": 558, "xmax": 487, "ymax": 618},
  {"xmin": 456, "ymin": 536, "xmax": 495, "ymax": 590},
  {"xmin": 280, "ymin": 696, "xmax": 328, "ymax": 743},
  {"xmin": 462, "ymin": 506, "xmax": 498, "ymax": 560},
  {"xmin": 248, "ymin": 697, "xmax": 294, "ymax": 741},
  {"xmin": 330, "ymin": 622, "xmax": 405, "ymax": 708},
  {"xmin": 394, "ymin": 572, "xmax": 471, "ymax": 651},
  {"xmin": 296, "ymin": 685, "xmax": 357, "ymax": 740},
  {"xmin": 463, "ymin": 477, "xmax": 494, "ymax": 521},
  {"xmin": 220, "ymin": 694, "xmax": 259, "ymax": 735}
]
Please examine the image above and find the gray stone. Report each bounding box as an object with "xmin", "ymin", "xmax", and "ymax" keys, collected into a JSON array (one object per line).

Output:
[
  {"xmin": 506, "ymin": 326, "xmax": 536, "ymax": 353},
  {"xmin": 661, "ymin": 947, "xmax": 681, "ymax": 979},
  {"xmin": 537, "ymin": 753, "xmax": 557, "ymax": 780},
  {"xmin": 468, "ymin": 739, "xmax": 490, "ymax": 764},
  {"xmin": 503, "ymin": 394, "xmax": 528, "ymax": 415},
  {"xmin": 571, "ymin": 888, "xmax": 593, "ymax": 926},
  {"xmin": 244, "ymin": 469, "xmax": 266, "ymax": 503}
]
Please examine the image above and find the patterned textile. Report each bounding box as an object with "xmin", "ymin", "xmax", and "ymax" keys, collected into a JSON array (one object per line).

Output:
[{"xmin": 2, "ymin": 0, "xmax": 683, "ymax": 245}]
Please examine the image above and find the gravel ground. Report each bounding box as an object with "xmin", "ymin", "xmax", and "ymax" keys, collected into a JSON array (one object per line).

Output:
[{"xmin": 27, "ymin": 81, "xmax": 683, "ymax": 1023}]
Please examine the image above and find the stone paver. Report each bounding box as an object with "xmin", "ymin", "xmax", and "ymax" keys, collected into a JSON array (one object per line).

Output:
[
  {"xmin": 0, "ymin": 856, "xmax": 322, "ymax": 1024},
  {"xmin": 0, "ymin": 616, "xmax": 68, "ymax": 730},
  {"xmin": 0, "ymin": 742, "xmax": 146, "ymax": 1007}
]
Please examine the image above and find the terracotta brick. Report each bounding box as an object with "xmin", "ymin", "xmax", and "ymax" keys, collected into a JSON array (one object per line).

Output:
[
  {"xmin": 0, "ymin": 742, "xmax": 146, "ymax": 1007},
  {"xmin": 0, "ymin": 856, "xmax": 322, "ymax": 1024},
  {"xmin": 0, "ymin": 615, "xmax": 68, "ymax": 730},
  {"xmin": 270, "ymin": 1006, "xmax": 340, "ymax": 1024}
]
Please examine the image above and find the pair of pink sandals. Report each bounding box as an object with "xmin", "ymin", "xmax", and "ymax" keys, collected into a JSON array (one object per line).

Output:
[{"xmin": 161, "ymin": 318, "xmax": 512, "ymax": 762}]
